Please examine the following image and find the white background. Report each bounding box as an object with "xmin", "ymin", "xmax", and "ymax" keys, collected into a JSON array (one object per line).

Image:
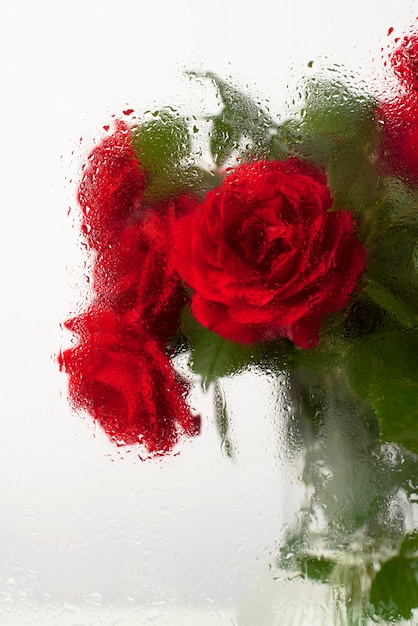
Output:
[{"xmin": 0, "ymin": 1, "xmax": 416, "ymax": 624}]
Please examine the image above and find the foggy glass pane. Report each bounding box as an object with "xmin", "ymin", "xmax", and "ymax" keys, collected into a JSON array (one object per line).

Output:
[{"xmin": 2, "ymin": 1, "xmax": 418, "ymax": 624}]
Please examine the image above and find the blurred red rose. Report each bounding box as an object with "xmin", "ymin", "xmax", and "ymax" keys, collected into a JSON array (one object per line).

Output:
[
  {"xmin": 59, "ymin": 307, "xmax": 200, "ymax": 454},
  {"xmin": 171, "ymin": 159, "xmax": 366, "ymax": 349},
  {"xmin": 379, "ymin": 95, "xmax": 418, "ymax": 186},
  {"xmin": 92, "ymin": 194, "xmax": 199, "ymax": 343},
  {"xmin": 78, "ymin": 120, "xmax": 146, "ymax": 251},
  {"xmin": 390, "ymin": 34, "xmax": 418, "ymax": 92}
]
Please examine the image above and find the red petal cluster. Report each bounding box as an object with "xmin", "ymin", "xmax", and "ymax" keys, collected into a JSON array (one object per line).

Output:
[
  {"xmin": 379, "ymin": 95, "xmax": 418, "ymax": 186},
  {"xmin": 380, "ymin": 33, "xmax": 418, "ymax": 186},
  {"xmin": 171, "ymin": 159, "xmax": 366, "ymax": 349},
  {"xmin": 78, "ymin": 120, "xmax": 146, "ymax": 250},
  {"xmin": 390, "ymin": 34, "xmax": 418, "ymax": 91},
  {"xmin": 61, "ymin": 123, "xmax": 199, "ymax": 455},
  {"xmin": 92, "ymin": 204, "xmax": 195, "ymax": 343},
  {"xmin": 59, "ymin": 309, "xmax": 199, "ymax": 454}
]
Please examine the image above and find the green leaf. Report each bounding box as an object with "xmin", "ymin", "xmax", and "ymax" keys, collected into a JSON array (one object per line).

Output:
[
  {"xmin": 180, "ymin": 308, "xmax": 260, "ymax": 386},
  {"xmin": 364, "ymin": 279, "xmax": 418, "ymax": 330},
  {"xmin": 131, "ymin": 110, "xmax": 192, "ymax": 202},
  {"xmin": 366, "ymin": 225, "xmax": 418, "ymax": 328},
  {"xmin": 132, "ymin": 110, "xmax": 190, "ymax": 167},
  {"xmin": 381, "ymin": 178, "xmax": 418, "ymax": 226},
  {"xmin": 343, "ymin": 299, "xmax": 385, "ymax": 340},
  {"xmin": 296, "ymin": 78, "xmax": 380, "ymax": 211},
  {"xmin": 370, "ymin": 534, "xmax": 418, "ymax": 621},
  {"xmin": 267, "ymin": 118, "xmax": 302, "ymax": 161},
  {"xmin": 189, "ymin": 71, "xmax": 275, "ymax": 164},
  {"xmin": 210, "ymin": 118, "xmax": 240, "ymax": 167},
  {"xmin": 301, "ymin": 78, "xmax": 377, "ymax": 140},
  {"xmin": 346, "ymin": 328, "xmax": 418, "ymax": 454},
  {"xmin": 302, "ymin": 556, "xmax": 335, "ymax": 583},
  {"xmin": 400, "ymin": 531, "xmax": 418, "ymax": 557},
  {"xmin": 293, "ymin": 340, "xmax": 342, "ymax": 375},
  {"xmin": 326, "ymin": 143, "xmax": 380, "ymax": 211},
  {"xmin": 203, "ymin": 72, "xmax": 272, "ymax": 138}
]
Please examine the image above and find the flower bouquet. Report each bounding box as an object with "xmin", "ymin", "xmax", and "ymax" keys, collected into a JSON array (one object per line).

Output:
[{"xmin": 60, "ymin": 28, "xmax": 418, "ymax": 624}]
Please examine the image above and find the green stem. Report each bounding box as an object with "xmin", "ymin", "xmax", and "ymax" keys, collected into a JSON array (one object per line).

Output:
[{"xmin": 213, "ymin": 379, "xmax": 235, "ymax": 459}]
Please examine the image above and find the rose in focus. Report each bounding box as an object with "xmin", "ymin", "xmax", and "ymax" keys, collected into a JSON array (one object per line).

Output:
[
  {"xmin": 171, "ymin": 159, "xmax": 366, "ymax": 349},
  {"xmin": 59, "ymin": 308, "xmax": 199, "ymax": 455}
]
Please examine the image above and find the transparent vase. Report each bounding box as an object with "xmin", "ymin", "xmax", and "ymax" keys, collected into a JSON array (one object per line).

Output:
[{"xmin": 237, "ymin": 368, "xmax": 418, "ymax": 626}]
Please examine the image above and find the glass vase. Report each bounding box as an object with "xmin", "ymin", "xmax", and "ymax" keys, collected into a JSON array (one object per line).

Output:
[{"xmin": 237, "ymin": 367, "xmax": 418, "ymax": 626}]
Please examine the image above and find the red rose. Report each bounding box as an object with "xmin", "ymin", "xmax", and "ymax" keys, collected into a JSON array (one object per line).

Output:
[
  {"xmin": 171, "ymin": 159, "xmax": 366, "ymax": 349},
  {"xmin": 78, "ymin": 120, "xmax": 146, "ymax": 251},
  {"xmin": 379, "ymin": 95, "xmax": 418, "ymax": 186},
  {"xmin": 390, "ymin": 34, "xmax": 418, "ymax": 92},
  {"xmin": 93, "ymin": 203, "xmax": 197, "ymax": 343},
  {"xmin": 59, "ymin": 307, "xmax": 200, "ymax": 454}
]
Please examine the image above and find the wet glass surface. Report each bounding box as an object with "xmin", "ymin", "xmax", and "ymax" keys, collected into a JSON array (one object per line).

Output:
[{"xmin": 2, "ymin": 1, "xmax": 417, "ymax": 623}]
